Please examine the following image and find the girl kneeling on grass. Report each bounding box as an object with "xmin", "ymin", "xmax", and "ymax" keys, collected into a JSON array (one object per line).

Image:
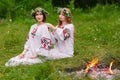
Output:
[
  {"xmin": 5, "ymin": 7, "xmax": 54, "ymax": 66},
  {"xmin": 46, "ymin": 8, "xmax": 74, "ymax": 59}
]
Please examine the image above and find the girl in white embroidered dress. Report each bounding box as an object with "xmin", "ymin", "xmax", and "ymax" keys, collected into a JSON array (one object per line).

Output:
[
  {"xmin": 5, "ymin": 7, "xmax": 53, "ymax": 66},
  {"xmin": 47, "ymin": 8, "xmax": 74, "ymax": 59}
]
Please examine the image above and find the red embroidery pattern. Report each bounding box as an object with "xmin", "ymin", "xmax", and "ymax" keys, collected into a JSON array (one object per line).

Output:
[
  {"xmin": 31, "ymin": 27, "xmax": 38, "ymax": 38},
  {"xmin": 63, "ymin": 29, "xmax": 70, "ymax": 40},
  {"xmin": 41, "ymin": 37, "xmax": 51, "ymax": 50},
  {"xmin": 59, "ymin": 26, "xmax": 70, "ymax": 40}
]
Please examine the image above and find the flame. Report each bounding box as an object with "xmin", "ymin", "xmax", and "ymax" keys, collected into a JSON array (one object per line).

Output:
[
  {"xmin": 84, "ymin": 58, "xmax": 98, "ymax": 73},
  {"xmin": 84, "ymin": 58, "xmax": 114, "ymax": 75},
  {"xmin": 109, "ymin": 60, "xmax": 114, "ymax": 74}
]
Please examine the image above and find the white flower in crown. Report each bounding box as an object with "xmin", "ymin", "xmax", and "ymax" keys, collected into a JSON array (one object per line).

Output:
[{"xmin": 65, "ymin": 11, "xmax": 70, "ymax": 17}]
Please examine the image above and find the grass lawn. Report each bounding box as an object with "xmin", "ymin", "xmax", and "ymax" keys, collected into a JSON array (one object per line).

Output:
[{"xmin": 0, "ymin": 5, "xmax": 120, "ymax": 80}]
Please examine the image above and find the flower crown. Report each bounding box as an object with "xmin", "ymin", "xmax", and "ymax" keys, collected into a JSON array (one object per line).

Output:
[
  {"xmin": 31, "ymin": 7, "xmax": 49, "ymax": 17},
  {"xmin": 57, "ymin": 8, "xmax": 71, "ymax": 17}
]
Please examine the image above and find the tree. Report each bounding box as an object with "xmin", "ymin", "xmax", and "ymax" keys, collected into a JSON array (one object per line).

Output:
[{"xmin": 51, "ymin": 0, "xmax": 70, "ymax": 7}]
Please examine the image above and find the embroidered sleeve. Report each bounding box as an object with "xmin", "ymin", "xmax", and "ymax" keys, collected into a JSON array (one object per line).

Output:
[
  {"xmin": 54, "ymin": 28, "xmax": 71, "ymax": 41},
  {"xmin": 63, "ymin": 28, "xmax": 70, "ymax": 40},
  {"xmin": 50, "ymin": 32, "xmax": 57, "ymax": 44},
  {"xmin": 54, "ymin": 28, "xmax": 64, "ymax": 41},
  {"xmin": 41, "ymin": 37, "xmax": 52, "ymax": 50}
]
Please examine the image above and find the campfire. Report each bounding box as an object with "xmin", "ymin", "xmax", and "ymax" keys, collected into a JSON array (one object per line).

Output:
[
  {"xmin": 84, "ymin": 58, "xmax": 114, "ymax": 75},
  {"xmin": 59, "ymin": 58, "xmax": 120, "ymax": 80},
  {"xmin": 83, "ymin": 58, "xmax": 115, "ymax": 79}
]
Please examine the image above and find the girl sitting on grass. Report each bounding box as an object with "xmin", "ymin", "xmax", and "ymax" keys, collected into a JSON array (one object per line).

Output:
[
  {"xmin": 46, "ymin": 8, "xmax": 75, "ymax": 59},
  {"xmin": 5, "ymin": 7, "xmax": 54, "ymax": 66}
]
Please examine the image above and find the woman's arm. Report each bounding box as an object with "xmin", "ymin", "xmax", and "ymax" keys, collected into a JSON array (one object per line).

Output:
[
  {"xmin": 27, "ymin": 54, "xmax": 38, "ymax": 59},
  {"xmin": 46, "ymin": 23, "xmax": 56, "ymax": 31},
  {"xmin": 54, "ymin": 24, "xmax": 74, "ymax": 41}
]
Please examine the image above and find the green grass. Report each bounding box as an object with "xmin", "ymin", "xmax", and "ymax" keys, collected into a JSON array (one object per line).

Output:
[{"xmin": 0, "ymin": 4, "xmax": 120, "ymax": 80}]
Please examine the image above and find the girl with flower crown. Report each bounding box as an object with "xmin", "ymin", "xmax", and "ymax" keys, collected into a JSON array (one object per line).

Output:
[
  {"xmin": 5, "ymin": 7, "xmax": 54, "ymax": 66},
  {"xmin": 46, "ymin": 8, "xmax": 74, "ymax": 59}
]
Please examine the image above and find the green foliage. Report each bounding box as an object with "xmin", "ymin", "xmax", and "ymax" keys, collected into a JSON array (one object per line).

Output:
[
  {"xmin": 51, "ymin": 0, "xmax": 70, "ymax": 7},
  {"xmin": 0, "ymin": 0, "xmax": 16, "ymax": 19},
  {"xmin": 0, "ymin": 0, "xmax": 53, "ymax": 20},
  {"xmin": 0, "ymin": 0, "xmax": 120, "ymax": 19}
]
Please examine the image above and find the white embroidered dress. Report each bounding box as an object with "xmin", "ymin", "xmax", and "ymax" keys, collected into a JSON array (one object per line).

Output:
[
  {"xmin": 5, "ymin": 24, "xmax": 52, "ymax": 66},
  {"xmin": 47, "ymin": 24, "xmax": 74, "ymax": 59}
]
